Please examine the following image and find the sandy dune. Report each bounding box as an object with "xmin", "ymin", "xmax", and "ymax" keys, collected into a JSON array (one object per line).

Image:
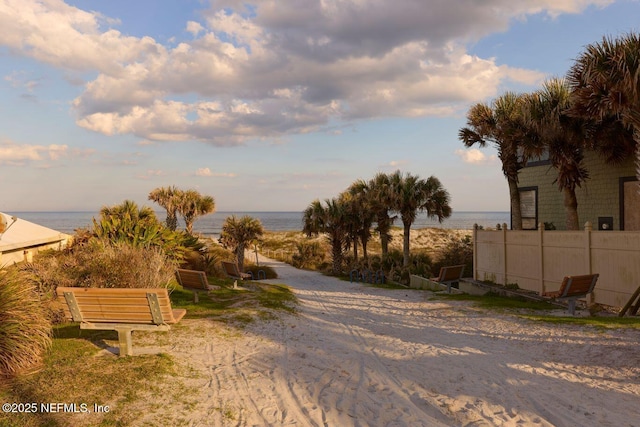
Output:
[{"xmin": 133, "ymin": 257, "xmax": 640, "ymax": 426}]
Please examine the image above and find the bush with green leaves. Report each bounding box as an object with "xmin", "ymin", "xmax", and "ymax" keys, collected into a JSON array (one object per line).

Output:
[
  {"xmin": 21, "ymin": 240, "xmax": 177, "ymax": 296},
  {"xmin": 92, "ymin": 200, "xmax": 204, "ymax": 263},
  {"xmin": 0, "ymin": 269, "xmax": 52, "ymax": 378},
  {"xmin": 291, "ymin": 241, "xmax": 325, "ymax": 269},
  {"xmin": 432, "ymin": 235, "xmax": 473, "ymax": 277}
]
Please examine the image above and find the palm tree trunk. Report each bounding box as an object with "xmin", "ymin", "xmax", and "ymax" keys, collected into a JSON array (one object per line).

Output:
[
  {"xmin": 236, "ymin": 243, "xmax": 245, "ymax": 272},
  {"xmin": 563, "ymin": 188, "xmax": 580, "ymax": 230},
  {"xmin": 331, "ymin": 239, "xmax": 342, "ymax": 274},
  {"xmin": 635, "ymin": 129, "xmax": 640, "ymax": 184},
  {"xmin": 353, "ymin": 237, "xmax": 358, "ymax": 262},
  {"xmin": 508, "ymin": 178, "xmax": 523, "ymax": 230},
  {"xmin": 361, "ymin": 236, "xmax": 369, "ymax": 265},
  {"xmin": 381, "ymin": 235, "xmax": 389, "ymax": 258},
  {"xmin": 402, "ymin": 223, "xmax": 411, "ymax": 267},
  {"xmin": 166, "ymin": 211, "xmax": 178, "ymax": 231},
  {"xmin": 378, "ymin": 215, "xmax": 390, "ymax": 257}
]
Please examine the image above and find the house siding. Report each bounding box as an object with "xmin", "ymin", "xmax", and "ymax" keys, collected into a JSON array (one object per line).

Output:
[{"xmin": 517, "ymin": 150, "xmax": 636, "ymax": 230}]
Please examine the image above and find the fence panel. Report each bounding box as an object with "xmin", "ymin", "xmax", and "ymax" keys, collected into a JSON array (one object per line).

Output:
[{"xmin": 473, "ymin": 223, "xmax": 640, "ymax": 308}]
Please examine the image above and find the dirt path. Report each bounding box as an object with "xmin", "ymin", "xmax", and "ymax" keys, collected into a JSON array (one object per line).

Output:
[{"xmin": 133, "ymin": 257, "xmax": 640, "ymax": 426}]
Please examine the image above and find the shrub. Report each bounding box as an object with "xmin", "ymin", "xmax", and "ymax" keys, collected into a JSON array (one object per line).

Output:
[
  {"xmin": 22, "ymin": 240, "xmax": 177, "ymax": 293},
  {"xmin": 291, "ymin": 241, "xmax": 325, "ymax": 269},
  {"xmin": 432, "ymin": 235, "xmax": 473, "ymax": 276},
  {"xmin": 91, "ymin": 200, "xmax": 204, "ymax": 263},
  {"xmin": 0, "ymin": 269, "xmax": 52, "ymax": 378},
  {"xmin": 244, "ymin": 264, "xmax": 278, "ymax": 279}
]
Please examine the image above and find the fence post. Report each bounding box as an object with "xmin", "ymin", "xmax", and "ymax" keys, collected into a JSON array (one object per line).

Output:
[
  {"xmin": 538, "ymin": 222, "xmax": 545, "ymax": 295},
  {"xmin": 502, "ymin": 223, "xmax": 508, "ymax": 285},
  {"xmin": 584, "ymin": 221, "xmax": 594, "ymax": 305},
  {"xmin": 584, "ymin": 221, "xmax": 593, "ymax": 274},
  {"xmin": 473, "ymin": 224, "xmax": 478, "ymax": 281}
]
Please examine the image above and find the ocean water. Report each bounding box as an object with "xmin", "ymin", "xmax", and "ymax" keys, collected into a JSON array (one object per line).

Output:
[{"xmin": 7, "ymin": 211, "xmax": 510, "ymax": 237}]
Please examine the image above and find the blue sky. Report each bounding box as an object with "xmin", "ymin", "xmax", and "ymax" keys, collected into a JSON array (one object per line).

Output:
[{"xmin": 1, "ymin": 0, "xmax": 639, "ymax": 212}]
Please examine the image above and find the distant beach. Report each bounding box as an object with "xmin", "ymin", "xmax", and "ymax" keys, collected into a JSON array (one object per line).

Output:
[{"xmin": 8, "ymin": 211, "xmax": 510, "ymax": 236}]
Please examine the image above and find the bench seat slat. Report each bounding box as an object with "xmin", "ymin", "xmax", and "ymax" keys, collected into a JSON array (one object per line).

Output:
[{"xmin": 56, "ymin": 287, "xmax": 186, "ymax": 356}]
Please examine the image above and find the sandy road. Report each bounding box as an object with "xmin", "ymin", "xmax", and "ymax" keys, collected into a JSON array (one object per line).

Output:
[{"xmin": 133, "ymin": 257, "xmax": 640, "ymax": 426}]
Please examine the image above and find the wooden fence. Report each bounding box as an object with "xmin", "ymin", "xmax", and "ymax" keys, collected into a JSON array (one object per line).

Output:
[{"xmin": 473, "ymin": 222, "xmax": 640, "ymax": 307}]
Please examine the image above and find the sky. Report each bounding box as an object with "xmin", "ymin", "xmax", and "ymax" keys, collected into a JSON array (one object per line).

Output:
[{"xmin": 1, "ymin": 0, "xmax": 639, "ymax": 213}]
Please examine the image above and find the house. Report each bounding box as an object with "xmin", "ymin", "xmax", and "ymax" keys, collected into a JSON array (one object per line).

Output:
[
  {"xmin": 0, "ymin": 212, "xmax": 71, "ymax": 266},
  {"xmin": 515, "ymin": 150, "xmax": 639, "ymax": 231}
]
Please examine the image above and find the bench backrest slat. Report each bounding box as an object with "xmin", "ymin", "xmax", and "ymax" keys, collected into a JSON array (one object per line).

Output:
[
  {"xmin": 222, "ymin": 261, "xmax": 240, "ymax": 276},
  {"xmin": 56, "ymin": 287, "xmax": 179, "ymax": 325},
  {"xmin": 438, "ymin": 265, "xmax": 465, "ymax": 282},
  {"xmin": 176, "ymin": 269, "xmax": 208, "ymax": 290},
  {"xmin": 558, "ymin": 274, "xmax": 599, "ymax": 298}
]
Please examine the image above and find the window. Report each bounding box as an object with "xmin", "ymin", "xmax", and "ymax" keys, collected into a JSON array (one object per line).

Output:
[
  {"xmin": 519, "ymin": 148, "xmax": 550, "ymax": 167},
  {"xmin": 518, "ymin": 187, "xmax": 538, "ymax": 230}
]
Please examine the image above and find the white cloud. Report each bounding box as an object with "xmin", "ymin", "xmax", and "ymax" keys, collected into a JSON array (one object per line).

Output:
[
  {"xmin": 0, "ymin": 0, "xmax": 607, "ymax": 145},
  {"xmin": 195, "ymin": 167, "xmax": 213, "ymax": 176},
  {"xmin": 136, "ymin": 169, "xmax": 166, "ymax": 180},
  {"xmin": 0, "ymin": 141, "xmax": 69, "ymax": 165},
  {"xmin": 455, "ymin": 148, "xmax": 498, "ymax": 165},
  {"xmin": 195, "ymin": 167, "xmax": 237, "ymax": 177}
]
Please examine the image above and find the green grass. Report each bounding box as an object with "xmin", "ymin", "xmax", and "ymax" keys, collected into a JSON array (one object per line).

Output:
[
  {"xmin": 434, "ymin": 292, "xmax": 640, "ymax": 328},
  {"xmin": 170, "ymin": 278, "xmax": 297, "ymax": 324},
  {"xmin": 0, "ymin": 326, "xmax": 176, "ymax": 427},
  {"xmin": 0, "ymin": 277, "xmax": 298, "ymax": 427}
]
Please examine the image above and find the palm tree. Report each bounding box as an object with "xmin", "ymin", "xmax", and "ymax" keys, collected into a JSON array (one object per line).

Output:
[
  {"xmin": 389, "ymin": 171, "xmax": 451, "ymax": 267},
  {"xmin": 148, "ymin": 186, "xmax": 182, "ymax": 231},
  {"xmin": 568, "ymin": 33, "xmax": 640, "ymax": 184},
  {"xmin": 302, "ymin": 198, "xmax": 348, "ymax": 274},
  {"xmin": 342, "ymin": 181, "xmax": 376, "ymax": 264},
  {"xmin": 177, "ymin": 190, "xmax": 216, "ymax": 234},
  {"xmin": 523, "ymin": 78, "xmax": 590, "ymax": 230},
  {"xmin": 219, "ymin": 215, "xmax": 264, "ymax": 272},
  {"xmin": 459, "ymin": 93, "xmax": 528, "ymax": 229},
  {"xmin": 367, "ymin": 173, "xmax": 396, "ymax": 258}
]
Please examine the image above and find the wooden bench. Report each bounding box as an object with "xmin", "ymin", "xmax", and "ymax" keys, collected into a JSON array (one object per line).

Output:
[
  {"xmin": 56, "ymin": 287, "xmax": 186, "ymax": 357},
  {"xmin": 176, "ymin": 268, "xmax": 210, "ymax": 290},
  {"xmin": 430, "ymin": 265, "xmax": 465, "ymax": 294},
  {"xmin": 221, "ymin": 261, "xmax": 251, "ymax": 281},
  {"xmin": 542, "ymin": 274, "xmax": 599, "ymax": 315}
]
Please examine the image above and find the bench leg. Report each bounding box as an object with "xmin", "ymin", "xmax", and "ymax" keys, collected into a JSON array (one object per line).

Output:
[
  {"xmin": 567, "ymin": 299, "xmax": 577, "ymax": 316},
  {"xmin": 117, "ymin": 328, "xmax": 134, "ymax": 357}
]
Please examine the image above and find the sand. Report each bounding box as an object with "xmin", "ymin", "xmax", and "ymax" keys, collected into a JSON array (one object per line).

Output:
[{"xmin": 131, "ymin": 256, "xmax": 640, "ymax": 426}]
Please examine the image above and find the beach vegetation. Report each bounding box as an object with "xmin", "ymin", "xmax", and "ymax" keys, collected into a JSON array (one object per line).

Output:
[
  {"xmin": 367, "ymin": 172, "xmax": 397, "ymax": 258},
  {"xmin": 149, "ymin": 185, "xmax": 182, "ymax": 230},
  {"xmin": 92, "ymin": 199, "xmax": 204, "ymax": 262},
  {"xmin": 149, "ymin": 186, "xmax": 216, "ymax": 234},
  {"xmin": 291, "ymin": 240, "xmax": 325, "ymax": 269},
  {"xmin": 219, "ymin": 215, "xmax": 265, "ymax": 273},
  {"xmin": 300, "ymin": 170, "xmax": 451, "ymax": 281},
  {"xmin": 0, "ymin": 324, "xmax": 177, "ymax": 427},
  {"xmin": 177, "ymin": 189, "xmax": 216, "ymax": 235},
  {"xmin": 568, "ymin": 32, "xmax": 640, "ymax": 185},
  {"xmin": 389, "ymin": 170, "xmax": 451, "ymax": 267},
  {"xmin": 459, "ymin": 93, "xmax": 529, "ymax": 230},
  {"xmin": 431, "ymin": 234, "xmax": 473, "ymax": 276},
  {"xmin": 522, "ymin": 78, "xmax": 590, "ymax": 230},
  {"xmin": 521, "ymin": 78, "xmax": 634, "ymax": 230},
  {"xmin": 0, "ymin": 269, "xmax": 52, "ymax": 379},
  {"xmin": 342, "ymin": 181, "xmax": 376, "ymax": 264},
  {"xmin": 303, "ymin": 198, "xmax": 349, "ymax": 274}
]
